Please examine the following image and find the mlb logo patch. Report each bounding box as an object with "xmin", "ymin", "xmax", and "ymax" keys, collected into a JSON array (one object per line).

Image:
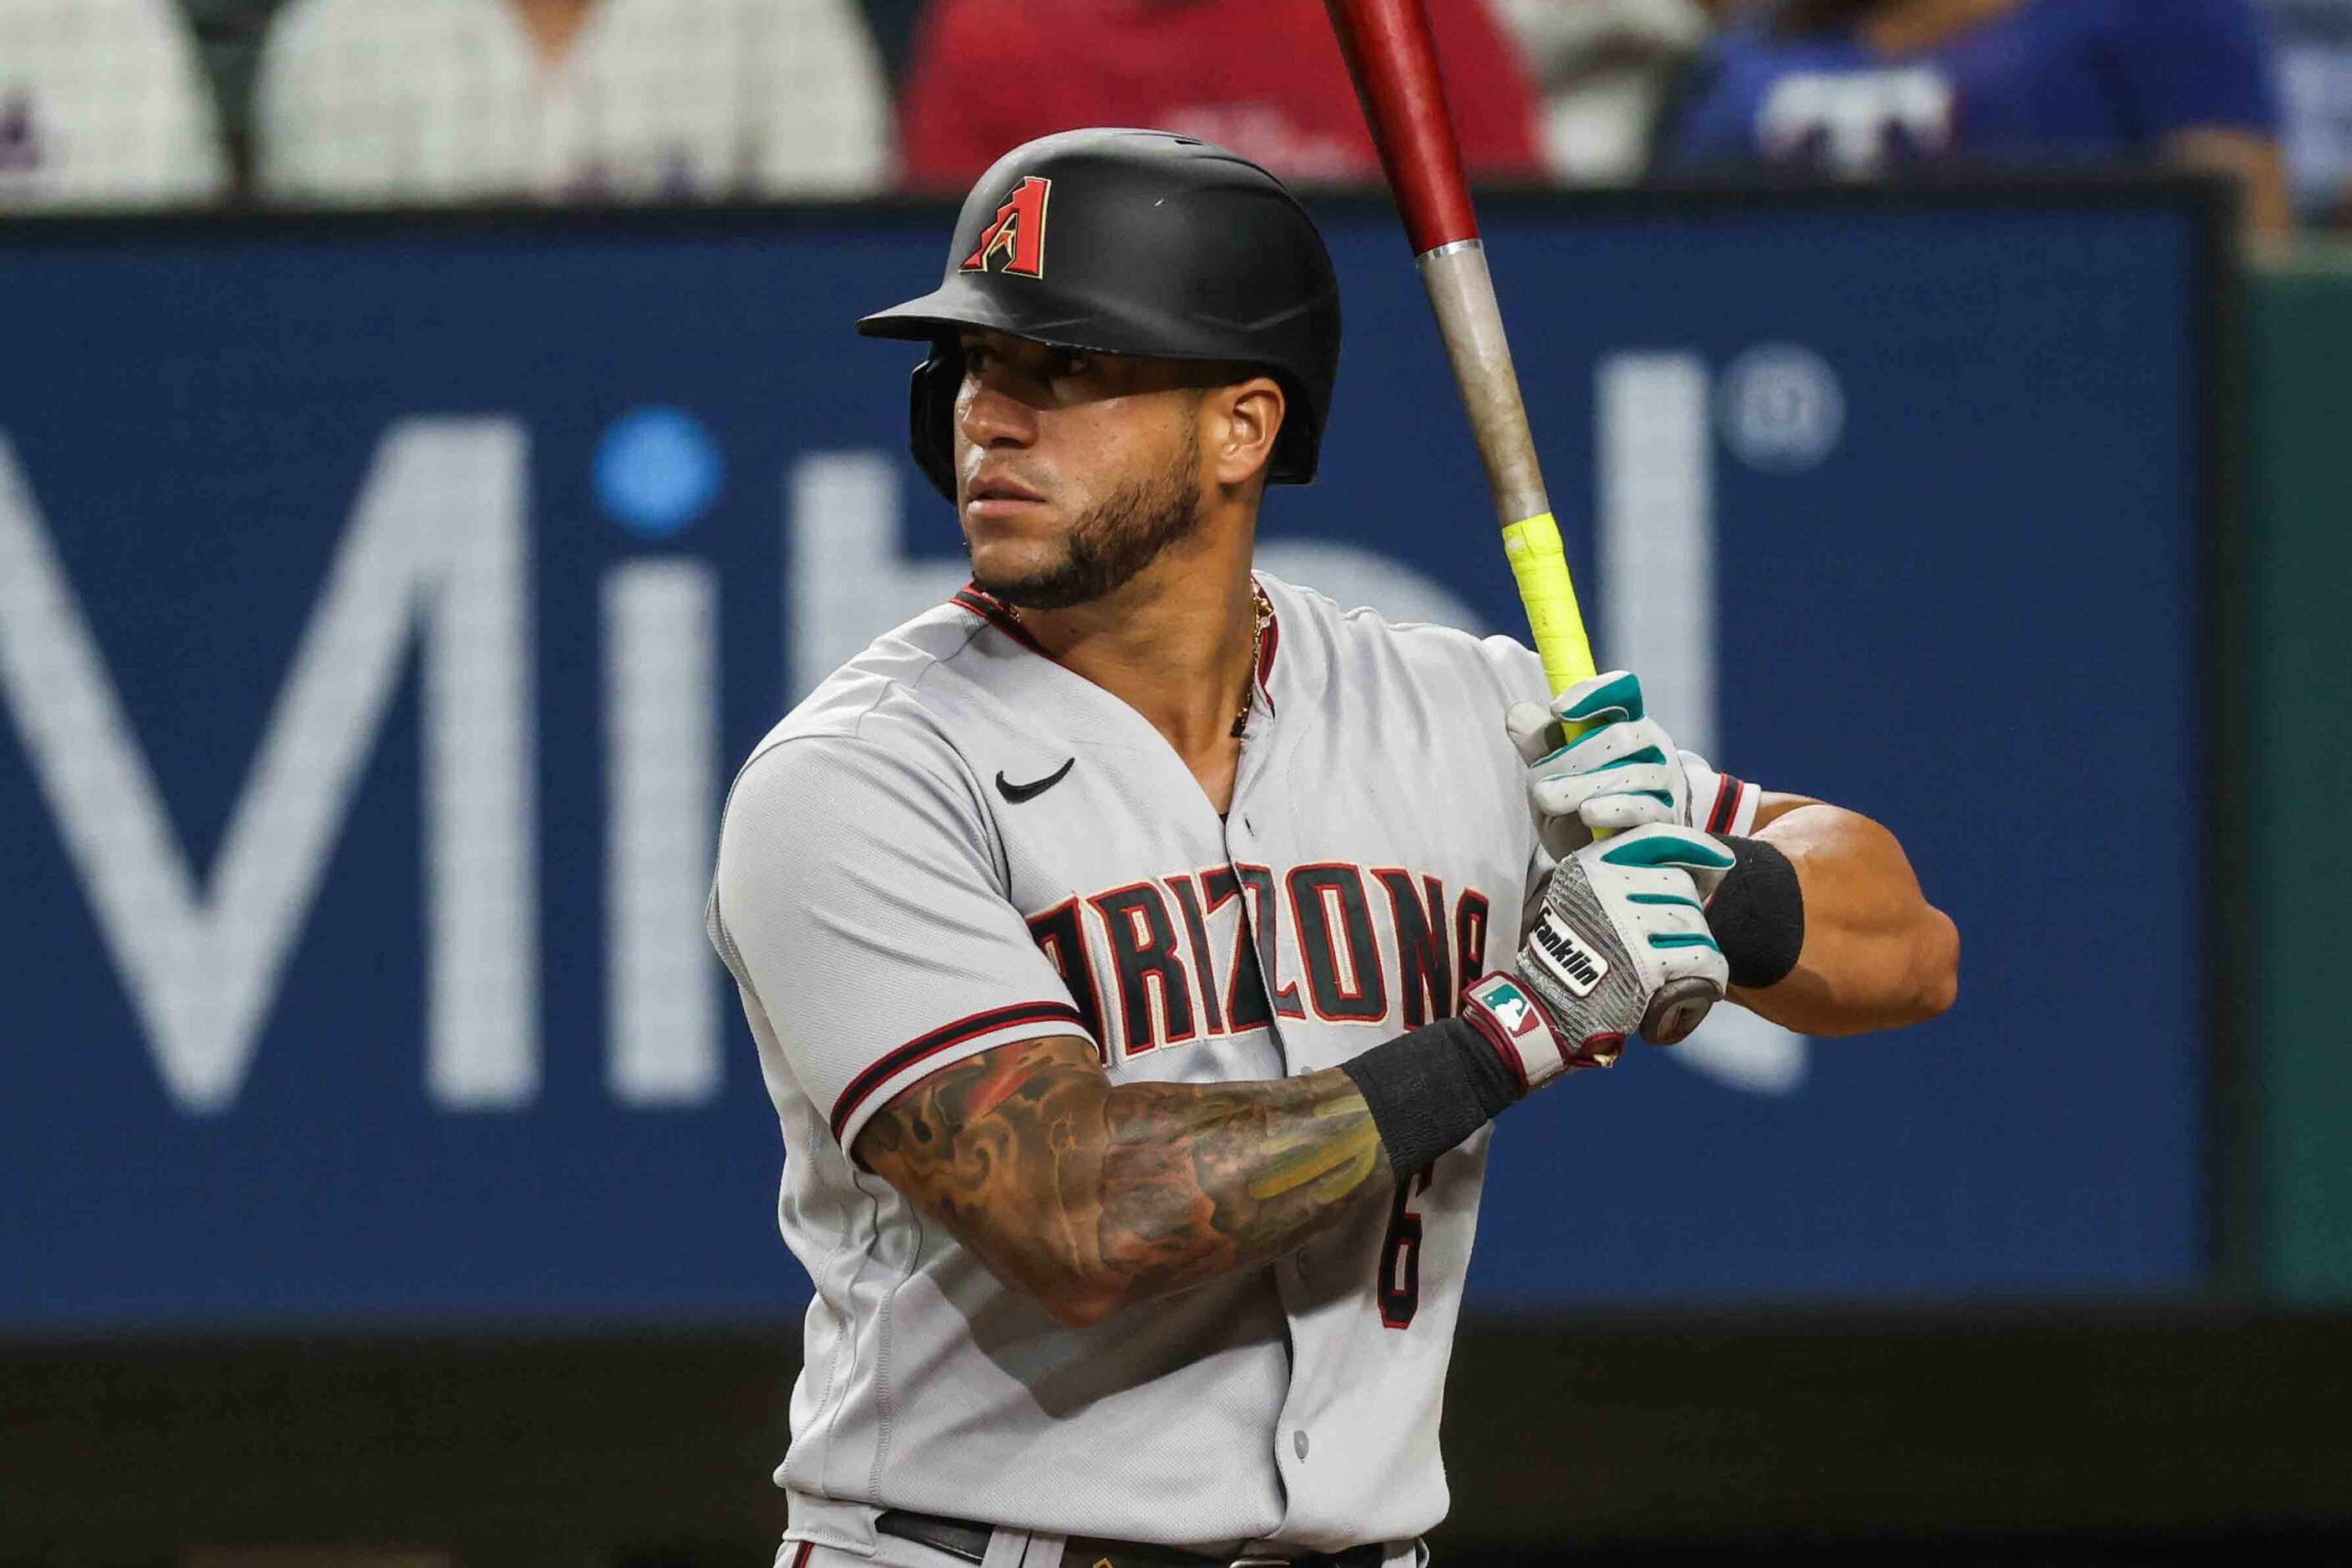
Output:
[{"xmin": 1466, "ymin": 974, "xmax": 1540, "ymax": 1034}]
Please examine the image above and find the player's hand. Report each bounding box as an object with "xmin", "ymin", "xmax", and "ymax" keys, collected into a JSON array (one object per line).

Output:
[
  {"xmin": 1505, "ymin": 670, "xmax": 1692, "ymax": 858},
  {"xmin": 1461, "ymin": 825, "xmax": 1732, "ymax": 1091}
]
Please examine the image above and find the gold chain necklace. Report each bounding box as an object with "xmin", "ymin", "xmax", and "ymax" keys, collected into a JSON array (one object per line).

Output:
[
  {"xmin": 1231, "ymin": 579, "xmax": 1273, "ymax": 740},
  {"xmin": 994, "ymin": 579, "xmax": 1272, "ymax": 739}
]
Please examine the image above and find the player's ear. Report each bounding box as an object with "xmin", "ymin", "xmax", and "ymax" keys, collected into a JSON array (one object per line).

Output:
[{"xmin": 1209, "ymin": 376, "xmax": 1286, "ymax": 489}]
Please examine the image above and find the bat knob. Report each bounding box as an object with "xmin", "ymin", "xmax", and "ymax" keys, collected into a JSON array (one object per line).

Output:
[{"xmin": 1641, "ymin": 978, "xmax": 1719, "ymax": 1047}]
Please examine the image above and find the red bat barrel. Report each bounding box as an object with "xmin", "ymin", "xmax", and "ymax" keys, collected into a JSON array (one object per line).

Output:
[{"xmin": 1323, "ymin": 0, "xmax": 1482, "ymax": 255}]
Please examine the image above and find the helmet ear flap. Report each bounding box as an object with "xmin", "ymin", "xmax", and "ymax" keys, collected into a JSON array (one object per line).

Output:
[{"xmin": 908, "ymin": 344, "xmax": 961, "ymax": 503}]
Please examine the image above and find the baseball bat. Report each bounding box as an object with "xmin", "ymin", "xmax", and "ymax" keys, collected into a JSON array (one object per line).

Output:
[
  {"xmin": 1326, "ymin": 1, "xmax": 1720, "ymax": 1044},
  {"xmin": 1322, "ymin": 0, "xmax": 1596, "ymax": 699}
]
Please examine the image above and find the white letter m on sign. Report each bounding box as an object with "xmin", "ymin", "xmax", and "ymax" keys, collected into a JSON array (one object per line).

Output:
[{"xmin": 0, "ymin": 421, "xmax": 538, "ymax": 1114}]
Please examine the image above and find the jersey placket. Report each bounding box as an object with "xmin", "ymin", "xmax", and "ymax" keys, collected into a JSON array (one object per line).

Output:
[{"xmin": 1221, "ymin": 690, "xmax": 1297, "ymax": 1083}]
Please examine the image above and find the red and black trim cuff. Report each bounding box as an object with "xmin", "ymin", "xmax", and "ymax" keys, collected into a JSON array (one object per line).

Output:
[
  {"xmin": 1705, "ymin": 774, "xmax": 1751, "ymax": 835},
  {"xmin": 829, "ymin": 999, "xmax": 1090, "ymax": 1143}
]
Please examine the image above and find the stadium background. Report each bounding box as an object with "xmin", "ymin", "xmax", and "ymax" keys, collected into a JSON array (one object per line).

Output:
[{"xmin": 5, "ymin": 2, "xmax": 2352, "ymax": 1565}]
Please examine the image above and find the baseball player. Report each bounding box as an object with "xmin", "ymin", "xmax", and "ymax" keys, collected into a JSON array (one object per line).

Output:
[{"xmin": 709, "ymin": 129, "xmax": 1958, "ymax": 1568}]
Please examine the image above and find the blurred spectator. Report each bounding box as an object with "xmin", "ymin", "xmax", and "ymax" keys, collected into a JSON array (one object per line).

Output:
[
  {"xmin": 1664, "ymin": 0, "xmax": 2292, "ymax": 235},
  {"xmin": 1494, "ymin": 0, "xmax": 1713, "ymax": 181},
  {"xmin": 0, "ymin": 0, "xmax": 230, "ymax": 208},
  {"xmin": 185, "ymin": 0, "xmax": 290, "ymax": 171},
  {"xmin": 860, "ymin": 0, "xmax": 929, "ymax": 89},
  {"xmin": 898, "ymin": 0, "xmax": 1544, "ymax": 192},
  {"xmin": 2255, "ymin": 0, "xmax": 2352, "ymax": 223},
  {"xmin": 255, "ymin": 0, "xmax": 890, "ymax": 203}
]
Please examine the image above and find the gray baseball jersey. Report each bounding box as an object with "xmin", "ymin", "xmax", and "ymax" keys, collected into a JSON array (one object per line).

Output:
[{"xmin": 708, "ymin": 572, "xmax": 1757, "ymax": 1558}]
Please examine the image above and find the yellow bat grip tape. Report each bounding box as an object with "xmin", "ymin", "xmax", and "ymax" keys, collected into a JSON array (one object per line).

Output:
[{"xmin": 1500, "ymin": 511, "xmax": 1596, "ymax": 698}]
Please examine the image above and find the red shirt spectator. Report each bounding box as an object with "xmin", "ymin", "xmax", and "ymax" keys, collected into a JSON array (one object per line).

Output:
[{"xmin": 898, "ymin": 0, "xmax": 1545, "ymax": 190}]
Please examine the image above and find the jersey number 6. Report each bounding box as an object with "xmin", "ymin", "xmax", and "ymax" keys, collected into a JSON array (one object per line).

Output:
[{"xmin": 1377, "ymin": 1171, "xmax": 1434, "ymax": 1328}]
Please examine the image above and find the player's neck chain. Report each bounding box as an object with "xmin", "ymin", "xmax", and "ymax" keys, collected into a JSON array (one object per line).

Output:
[
  {"xmin": 990, "ymin": 579, "xmax": 1274, "ymax": 741},
  {"xmin": 1232, "ymin": 578, "xmax": 1274, "ymax": 739}
]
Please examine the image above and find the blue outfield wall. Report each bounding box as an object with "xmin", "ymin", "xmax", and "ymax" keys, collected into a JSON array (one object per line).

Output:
[{"xmin": 0, "ymin": 189, "xmax": 2216, "ymax": 1326}]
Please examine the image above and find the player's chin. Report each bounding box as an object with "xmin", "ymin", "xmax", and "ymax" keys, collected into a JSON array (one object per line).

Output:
[{"xmin": 963, "ymin": 517, "xmax": 1068, "ymax": 582}]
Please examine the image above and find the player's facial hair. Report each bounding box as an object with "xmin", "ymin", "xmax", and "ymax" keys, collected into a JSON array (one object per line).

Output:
[{"xmin": 970, "ymin": 421, "xmax": 1205, "ymax": 611}]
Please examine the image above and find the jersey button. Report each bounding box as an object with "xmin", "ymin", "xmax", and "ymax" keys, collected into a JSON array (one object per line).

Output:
[{"xmin": 1293, "ymin": 1429, "xmax": 1310, "ymax": 1460}]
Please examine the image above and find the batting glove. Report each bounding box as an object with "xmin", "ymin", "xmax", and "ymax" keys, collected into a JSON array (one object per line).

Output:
[
  {"xmin": 1463, "ymin": 824, "xmax": 1733, "ymax": 1090},
  {"xmin": 1505, "ymin": 670, "xmax": 1693, "ymax": 859}
]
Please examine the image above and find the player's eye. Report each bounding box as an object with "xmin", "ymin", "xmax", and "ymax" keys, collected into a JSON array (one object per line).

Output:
[
  {"xmin": 962, "ymin": 343, "xmax": 993, "ymax": 372},
  {"xmin": 1049, "ymin": 350, "xmax": 1092, "ymax": 379}
]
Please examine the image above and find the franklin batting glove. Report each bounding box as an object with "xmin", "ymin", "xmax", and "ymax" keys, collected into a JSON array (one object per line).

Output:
[{"xmin": 1465, "ymin": 824, "xmax": 1734, "ymax": 1088}]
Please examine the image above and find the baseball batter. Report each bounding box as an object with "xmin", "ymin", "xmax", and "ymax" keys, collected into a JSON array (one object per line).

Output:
[{"xmin": 710, "ymin": 129, "xmax": 1958, "ymax": 1568}]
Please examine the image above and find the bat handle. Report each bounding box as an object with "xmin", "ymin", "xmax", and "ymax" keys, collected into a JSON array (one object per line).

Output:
[{"xmin": 1415, "ymin": 240, "xmax": 1596, "ymax": 696}]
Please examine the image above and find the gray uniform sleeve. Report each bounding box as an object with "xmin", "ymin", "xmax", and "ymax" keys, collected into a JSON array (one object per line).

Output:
[{"xmin": 709, "ymin": 727, "xmax": 1095, "ymax": 1153}]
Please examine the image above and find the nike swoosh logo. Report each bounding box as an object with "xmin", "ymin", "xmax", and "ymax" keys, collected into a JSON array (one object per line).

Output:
[{"xmin": 995, "ymin": 757, "xmax": 1075, "ymax": 803}]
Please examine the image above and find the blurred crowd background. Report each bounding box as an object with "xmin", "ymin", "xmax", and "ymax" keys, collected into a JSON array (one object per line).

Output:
[{"xmin": 4, "ymin": 0, "xmax": 2350, "ymax": 229}]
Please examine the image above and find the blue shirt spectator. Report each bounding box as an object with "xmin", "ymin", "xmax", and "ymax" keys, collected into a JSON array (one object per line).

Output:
[{"xmin": 1666, "ymin": 0, "xmax": 2289, "ymax": 231}]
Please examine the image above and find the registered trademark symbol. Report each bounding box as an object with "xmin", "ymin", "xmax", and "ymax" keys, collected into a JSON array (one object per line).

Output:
[{"xmin": 1718, "ymin": 345, "xmax": 1844, "ymax": 474}]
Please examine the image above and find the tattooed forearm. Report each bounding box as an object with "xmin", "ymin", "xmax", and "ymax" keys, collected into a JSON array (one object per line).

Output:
[{"xmin": 854, "ymin": 1035, "xmax": 1393, "ymax": 1326}]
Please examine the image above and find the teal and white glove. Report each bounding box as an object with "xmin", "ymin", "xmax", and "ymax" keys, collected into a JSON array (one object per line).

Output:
[
  {"xmin": 1505, "ymin": 669, "xmax": 1692, "ymax": 859},
  {"xmin": 1465, "ymin": 825, "xmax": 1734, "ymax": 1088}
]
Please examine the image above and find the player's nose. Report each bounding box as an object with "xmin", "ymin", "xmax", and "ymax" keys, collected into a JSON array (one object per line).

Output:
[{"xmin": 956, "ymin": 376, "xmax": 1043, "ymax": 453}]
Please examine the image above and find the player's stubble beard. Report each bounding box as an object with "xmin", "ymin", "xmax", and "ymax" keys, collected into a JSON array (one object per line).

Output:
[{"xmin": 966, "ymin": 421, "xmax": 1205, "ymax": 612}]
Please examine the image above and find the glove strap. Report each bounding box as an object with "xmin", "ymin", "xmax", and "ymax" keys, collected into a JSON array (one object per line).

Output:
[{"xmin": 1463, "ymin": 971, "xmax": 1615, "ymax": 1090}]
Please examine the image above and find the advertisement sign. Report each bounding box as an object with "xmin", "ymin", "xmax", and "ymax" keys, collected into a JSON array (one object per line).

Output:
[{"xmin": 0, "ymin": 188, "xmax": 2218, "ymax": 1323}]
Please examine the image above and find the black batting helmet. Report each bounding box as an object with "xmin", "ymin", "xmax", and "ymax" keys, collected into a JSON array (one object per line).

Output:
[{"xmin": 857, "ymin": 128, "xmax": 1343, "ymax": 502}]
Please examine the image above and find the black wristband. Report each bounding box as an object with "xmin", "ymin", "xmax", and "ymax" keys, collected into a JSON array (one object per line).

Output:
[
  {"xmin": 1707, "ymin": 835, "xmax": 1805, "ymax": 989},
  {"xmin": 1340, "ymin": 1015, "xmax": 1522, "ymax": 1178}
]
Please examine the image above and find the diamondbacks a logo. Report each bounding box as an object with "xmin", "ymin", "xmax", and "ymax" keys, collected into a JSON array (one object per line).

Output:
[
  {"xmin": 1529, "ymin": 908, "xmax": 1608, "ymax": 998},
  {"xmin": 960, "ymin": 175, "xmax": 1052, "ymax": 278}
]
